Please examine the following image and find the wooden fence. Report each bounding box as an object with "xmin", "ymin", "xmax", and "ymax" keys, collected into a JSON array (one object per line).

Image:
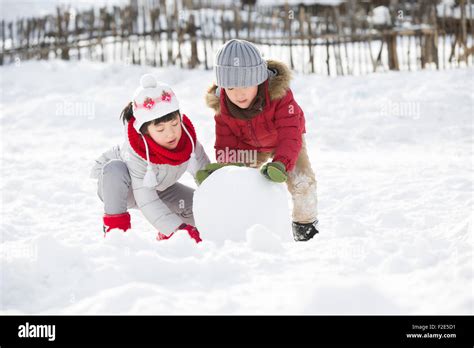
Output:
[{"xmin": 0, "ymin": 0, "xmax": 472, "ymax": 76}]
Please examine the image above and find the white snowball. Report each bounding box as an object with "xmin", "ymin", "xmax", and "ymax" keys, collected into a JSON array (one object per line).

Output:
[{"xmin": 194, "ymin": 166, "xmax": 292, "ymax": 244}]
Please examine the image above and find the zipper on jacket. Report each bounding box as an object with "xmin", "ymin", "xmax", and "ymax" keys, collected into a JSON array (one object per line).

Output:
[{"xmin": 247, "ymin": 120, "xmax": 261, "ymax": 148}]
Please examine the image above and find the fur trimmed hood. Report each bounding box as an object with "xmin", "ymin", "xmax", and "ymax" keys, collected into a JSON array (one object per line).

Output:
[{"xmin": 205, "ymin": 59, "xmax": 292, "ymax": 114}]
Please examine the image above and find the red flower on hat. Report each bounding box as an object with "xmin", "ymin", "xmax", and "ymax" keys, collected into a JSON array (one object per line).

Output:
[
  {"xmin": 161, "ymin": 91, "xmax": 172, "ymax": 102},
  {"xmin": 143, "ymin": 97, "xmax": 155, "ymax": 109}
]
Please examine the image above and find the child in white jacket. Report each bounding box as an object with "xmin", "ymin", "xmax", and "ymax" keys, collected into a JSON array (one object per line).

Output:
[{"xmin": 90, "ymin": 74, "xmax": 210, "ymax": 242}]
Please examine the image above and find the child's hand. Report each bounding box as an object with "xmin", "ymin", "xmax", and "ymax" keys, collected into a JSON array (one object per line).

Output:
[
  {"xmin": 260, "ymin": 161, "xmax": 288, "ymax": 183},
  {"xmin": 195, "ymin": 162, "xmax": 244, "ymax": 185}
]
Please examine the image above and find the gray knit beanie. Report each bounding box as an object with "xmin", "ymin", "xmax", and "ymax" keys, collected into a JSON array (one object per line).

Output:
[{"xmin": 214, "ymin": 39, "xmax": 268, "ymax": 88}]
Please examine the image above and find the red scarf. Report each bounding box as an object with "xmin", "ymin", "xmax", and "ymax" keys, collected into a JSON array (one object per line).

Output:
[{"xmin": 127, "ymin": 114, "xmax": 197, "ymax": 166}]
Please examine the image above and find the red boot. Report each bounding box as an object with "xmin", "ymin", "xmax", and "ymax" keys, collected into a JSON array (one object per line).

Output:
[
  {"xmin": 156, "ymin": 223, "xmax": 202, "ymax": 243},
  {"xmin": 181, "ymin": 224, "xmax": 203, "ymax": 243},
  {"xmin": 103, "ymin": 212, "xmax": 131, "ymax": 235}
]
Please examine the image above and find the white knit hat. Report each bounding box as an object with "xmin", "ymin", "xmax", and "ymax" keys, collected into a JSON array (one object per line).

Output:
[
  {"xmin": 132, "ymin": 74, "xmax": 180, "ymax": 133},
  {"xmin": 131, "ymin": 74, "xmax": 196, "ymax": 188}
]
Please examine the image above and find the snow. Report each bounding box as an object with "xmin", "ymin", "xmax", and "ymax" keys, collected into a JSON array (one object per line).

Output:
[
  {"xmin": 263, "ymin": 0, "xmax": 344, "ymax": 6},
  {"xmin": 0, "ymin": 59, "xmax": 473, "ymax": 314},
  {"xmin": 368, "ymin": 6, "xmax": 391, "ymax": 26},
  {"xmin": 194, "ymin": 166, "xmax": 291, "ymax": 244},
  {"xmin": 246, "ymin": 224, "xmax": 285, "ymax": 254},
  {"xmin": 437, "ymin": 0, "xmax": 474, "ymax": 19},
  {"xmin": 0, "ymin": 0, "xmax": 129, "ymax": 21}
]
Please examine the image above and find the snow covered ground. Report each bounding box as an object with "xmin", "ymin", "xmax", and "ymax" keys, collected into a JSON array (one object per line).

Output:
[
  {"xmin": 0, "ymin": 59, "xmax": 472, "ymax": 314},
  {"xmin": 0, "ymin": 0, "xmax": 129, "ymax": 21}
]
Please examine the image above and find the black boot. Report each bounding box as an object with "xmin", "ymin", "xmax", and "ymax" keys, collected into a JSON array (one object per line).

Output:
[{"xmin": 292, "ymin": 220, "xmax": 319, "ymax": 241}]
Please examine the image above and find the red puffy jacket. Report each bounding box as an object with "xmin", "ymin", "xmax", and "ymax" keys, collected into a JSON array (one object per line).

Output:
[{"xmin": 205, "ymin": 60, "xmax": 306, "ymax": 172}]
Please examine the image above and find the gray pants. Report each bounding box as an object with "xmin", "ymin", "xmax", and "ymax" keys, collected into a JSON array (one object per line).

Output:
[{"xmin": 97, "ymin": 160, "xmax": 195, "ymax": 225}]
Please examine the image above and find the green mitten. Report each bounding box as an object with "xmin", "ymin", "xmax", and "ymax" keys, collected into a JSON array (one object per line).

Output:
[
  {"xmin": 196, "ymin": 162, "xmax": 245, "ymax": 185},
  {"xmin": 261, "ymin": 161, "xmax": 288, "ymax": 183},
  {"xmin": 195, "ymin": 169, "xmax": 211, "ymax": 186}
]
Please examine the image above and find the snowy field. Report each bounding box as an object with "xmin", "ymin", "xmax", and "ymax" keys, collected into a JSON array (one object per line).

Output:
[{"xmin": 0, "ymin": 59, "xmax": 472, "ymax": 314}]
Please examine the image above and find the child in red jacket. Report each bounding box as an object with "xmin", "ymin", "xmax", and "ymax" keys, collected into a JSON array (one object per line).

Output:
[{"xmin": 201, "ymin": 39, "xmax": 319, "ymax": 241}]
